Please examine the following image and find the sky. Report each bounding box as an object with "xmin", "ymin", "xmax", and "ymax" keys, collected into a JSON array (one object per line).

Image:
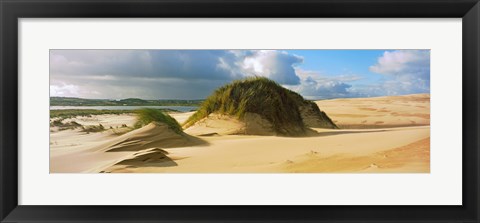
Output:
[{"xmin": 50, "ymin": 49, "xmax": 430, "ymax": 100}]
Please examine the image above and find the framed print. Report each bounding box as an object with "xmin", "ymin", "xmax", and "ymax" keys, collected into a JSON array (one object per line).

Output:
[{"xmin": 1, "ymin": 0, "xmax": 479, "ymax": 222}]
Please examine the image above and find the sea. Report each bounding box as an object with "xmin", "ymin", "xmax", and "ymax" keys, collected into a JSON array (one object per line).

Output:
[{"xmin": 50, "ymin": 106, "xmax": 198, "ymax": 113}]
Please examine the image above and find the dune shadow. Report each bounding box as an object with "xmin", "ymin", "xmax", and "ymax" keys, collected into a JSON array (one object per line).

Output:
[
  {"xmin": 185, "ymin": 134, "xmax": 210, "ymax": 147},
  {"xmin": 337, "ymin": 124, "xmax": 429, "ymax": 129},
  {"xmin": 306, "ymin": 129, "xmax": 389, "ymax": 137},
  {"xmin": 105, "ymin": 133, "xmax": 210, "ymax": 152},
  {"xmin": 196, "ymin": 132, "xmax": 221, "ymax": 137},
  {"xmin": 112, "ymin": 148, "xmax": 178, "ymax": 168}
]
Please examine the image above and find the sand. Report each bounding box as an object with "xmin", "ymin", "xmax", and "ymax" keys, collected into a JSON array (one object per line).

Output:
[
  {"xmin": 184, "ymin": 113, "xmax": 275, "ymax": 136},
  {"xmin": 50, "ymin": 94, "xmax": 430, "ymax": 173},
  {"xmin": 316, "ymin": 93, "xmax": 430, "ymax": 128}
]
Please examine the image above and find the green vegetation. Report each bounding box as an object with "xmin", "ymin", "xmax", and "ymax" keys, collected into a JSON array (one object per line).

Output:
[
  {"xmin": 50, "ymin": 120, "xmax": 82, "ymax": 130},
  {"xmin": 50, "ymin": 97, "xmax": 203, "ymax": 106},
  {"xmin": 81, "ymin": 124, "xmax": 106, "ymax": 133},
  {"xmin": 50, "ymin": 109, "xmax": 133, "ymax": 119},
  {"xmin": 50, "ymin": 109, "xmax": 177, "ymax": 119},
  {"xmin": 50, "ymin": 118, "xmax": 108, "ymax": 133},
  {"xmin": 49, "ymin": 109, "xmax": 183, "ymax": 135},
  {"xmin": 184, "ymin": 77, "xmax": 336, "ymax": 136},
  {"xmin": 134, "ymin": 108, "xmax": 183, "ymax": 134}
]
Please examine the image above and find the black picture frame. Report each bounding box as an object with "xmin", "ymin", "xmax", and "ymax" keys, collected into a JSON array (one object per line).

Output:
[{"xmin": 1, "ymin": 0, "xmax": 479, "ymax": 222}]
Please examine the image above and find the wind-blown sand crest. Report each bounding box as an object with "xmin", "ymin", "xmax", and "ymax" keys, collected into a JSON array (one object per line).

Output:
[
  {"xmin": 50, "ymin": 122, "xmax": 206, "ymax": 173},
  {"xmin": 92, "ymin": 122, "xmax": 204, "ymax": 152}
]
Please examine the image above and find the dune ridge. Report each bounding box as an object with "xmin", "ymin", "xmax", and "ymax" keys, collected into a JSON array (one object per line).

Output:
[
  {"xmin": 184, "ymin": 77, "xmax": 337, "ymax": 136},
  {"xmin": 316, "ymin": 93, "xmax": 430, "ymax": 128},
  {"xmin": 50, "ymin": 122, "xmax": 205, "ymax": 173},
  {"xmin": 91, "ymin": 122, "xmax": 204, "ymax": 153}
]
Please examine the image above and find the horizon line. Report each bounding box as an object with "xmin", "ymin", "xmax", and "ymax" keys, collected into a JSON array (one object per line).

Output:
[{"xmin": 50, "ymin": 92, "xmax": 430, "ymax": 102}]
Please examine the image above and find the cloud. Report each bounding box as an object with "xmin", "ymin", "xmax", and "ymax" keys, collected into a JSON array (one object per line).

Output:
[
  {"xmin": 286, "ymin": 50, "xmax": 430, "ymax": 99},
  {"xmin": 51, "ymin": 50, "xmax": 243, "ymax": 80},
  {"xmin": 243, "ymin": 50, "xmax": 302, "ymax": 85},
  {"xmin": 50, "ymin": 49, "xmax": 430, "ymax": 100},
  {"xmin": 369, "ymin": 50, "xmax": 430, "ymax": 95},
  {"xmin": 50, "ymin": 83, "xmax": 80, "ymax": 97},
  {"xmin": 370, "ymin": 50, "xmax": 429, "ymax": 77},
  {"xmin": 50, "ymin": 50, "xmax": 304, "ymax": 99},
  {"xmin": 298, "ymin": 79, "xmax": 353, "ymax": 99},
  {"xmin": 286, "ymin": 69, "xmax": 362, "ymax": 99},
  {"xmin": 50, "ymin": 50, "xmax": 245, "ymax": 99}
]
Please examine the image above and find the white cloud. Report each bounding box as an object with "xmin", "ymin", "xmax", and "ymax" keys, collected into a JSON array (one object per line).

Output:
[
  {"xmin": 285, "ymin": 69, "xmax": 362, "ymax": 99},
  {"xmin": 50, "ymin": 83, "xmax": 80, "ymax": 97},
  {"xmin": 286, "ymin": 50, "xmax": 430, "ymax": 99},
  {"xmin": 242, "ymin": 50, "xmax": 303, "ymax": 85},
  {"xmin": 50, "ymin": 50, "xmax": 305, "ymax": 99},
  {"xmin": 50, "ymin": 49, "xmax": 430, "ymax": 100},
  {"xmin": 368, "ymin": 50, "xmax": 430, "ymax": 95},
  {"xmin": 370, "ymin": 50, "xmax": 429, "ymax": 77}
]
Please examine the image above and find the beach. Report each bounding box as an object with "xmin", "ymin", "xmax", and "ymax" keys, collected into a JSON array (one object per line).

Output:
[{"xmin": 50, "ymin": 94, "xmax": 430, "ymax": 173}]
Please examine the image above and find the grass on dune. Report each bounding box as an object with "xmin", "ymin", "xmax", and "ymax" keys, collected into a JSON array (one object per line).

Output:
[
  {"xmin": 49, "ymin": 108, "xmax": 180, "ymax": 119},
  {"xmin": 50, "ymin": 109, "xmax": 134, "ymax": 119},
  {"xmin": 134, "ymin": 108, "xmax": 183, "ymax": 134},
  {"xmin": 50, "ymin": 120, "xmax": 83, "ymax": 131},
  {"xmin": 49, "ymin": 119, "xmax": 107, "ymax": 133},
  {"xmin": 184, "ymin": 77, "xmax": 318, "ymax": 135},
  {"xmin": 81, "ymin": 124, "xmax": 106, "ymax": 133},
  {"xmin": 50, "ymin": 109, "xmax": 183, "ymax": 135}
]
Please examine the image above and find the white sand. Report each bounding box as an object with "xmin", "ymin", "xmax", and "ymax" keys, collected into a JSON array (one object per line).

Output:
[
  {"xmin": 316, "ymin": 93, "xmax": 430, "ymax": 128},
  {"xmin": 50, "ymin": 94, "xmax": 430, "ymax": 173}
]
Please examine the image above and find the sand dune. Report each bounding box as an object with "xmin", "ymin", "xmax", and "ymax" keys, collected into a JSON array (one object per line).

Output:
[
  {"xmin": 286, "ymin": 136, "xmax": 430, "ymax": 173},
  {"xmin": 101, "ymin": 148, "xmax": 179, "ymax": 173},
  {"xmin": 50, "ymin": 94, "xmax": 430, "ymax": 173},
  {"xmin": 91, "ymin": 122, "xmax": 204, "ymax": 153},
  {"xmin": 316, "ymin": 94, "xmax": 430, "ymax": 128},
  {"xmin": 61, "ymin": 114, "xmax": 137, "ymax": 129},
  {"xmin": 184, "ymin": 113, "xmax": 275, "ymax": 136},
  {"xmin": 108, "ymin": 126, "xmax": 429, "ymax": 173},
  {"xmin": 50, "ymin": 122, "xmax": 205, "ymax": 173}
]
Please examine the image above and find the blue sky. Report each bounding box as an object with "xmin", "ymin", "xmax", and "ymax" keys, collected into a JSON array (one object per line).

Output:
[
  {"xmin": 50, "ymin": 49, "xmax": 430, "ymax": 100},
  {"xmin": 285, "ymin": 50, "xmax": 385, "ymax": 85}
]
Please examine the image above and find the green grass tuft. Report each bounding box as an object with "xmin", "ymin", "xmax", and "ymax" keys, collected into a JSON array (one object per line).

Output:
[
  {"xmin": 50, "ymin": 109, "xmax": 134, "ymax": 119},
  {"xmin": 80, "ymin": 124, "xmax": 105, "ymax": 133},
  {"xmin": 134, "ymin": 108, "xmax": 183, "ymax": 134},
  {"xmin": 184, "ymin": 77, "xmax": 334, "ymax": 136},
  {"xmin": 49, "ymin": 109, "xmax": 182, "ymax": 119},
  {"xmin": 50, "ymin": 120, "xmax": 83, "ymax": 130}
]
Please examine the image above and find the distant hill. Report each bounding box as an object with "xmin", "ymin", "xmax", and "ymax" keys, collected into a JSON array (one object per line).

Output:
[
  {"xmin": 184, "ymin": 77, "xmax": 337, "ymax": 136},
  {"xmin": 50, "ymin": 97, "xmax": 203, "ymax": 106}
]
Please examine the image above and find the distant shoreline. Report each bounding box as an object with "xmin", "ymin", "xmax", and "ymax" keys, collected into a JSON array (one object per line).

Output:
[
  {"xmin": 50, "ymin": 105, "xmax": 198, "ymax": 113},
  {"xmin": 50, "ymin": 97, "xmax": 203, "ymax": 107},
  {"xmin": 50, "ymin": 93, "xmax": 430, "ymax": 107}
]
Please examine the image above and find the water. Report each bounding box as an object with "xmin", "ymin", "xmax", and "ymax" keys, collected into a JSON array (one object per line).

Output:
[{"xmin": 50, "ymin": 106, "xmax": 198, "ymax": 113}]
